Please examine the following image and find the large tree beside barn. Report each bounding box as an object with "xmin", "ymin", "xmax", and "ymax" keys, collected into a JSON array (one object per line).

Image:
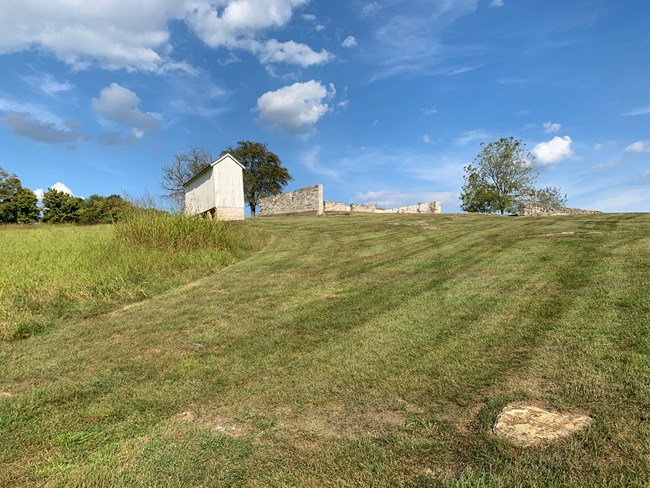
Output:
[{"xmin": 222, "ymin": 141, "xmax": 292, "ymax": 217}]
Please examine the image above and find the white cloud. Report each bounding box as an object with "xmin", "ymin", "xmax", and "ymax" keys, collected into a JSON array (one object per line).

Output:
[
  {"xmin": 593, "ymin": 160, "xmax": 618, "ymax": 171},
  {"xmin": 22, "ymin": 73, "xmax": 73, "ymax": 96},
  {"xmin": 91, "ymin": 83, "xmax": 160, "ymax": 137},
  {"xmin": 361, "ymin": 2, "xmax": 380, "ymax": 17},
  {"xmin": 255, "ymin": 80, "xmax": 332, "ymax": 133},
  {"xmin": 594, "ymin": 143, "xmax": 604, "ymax": 151},
  {"xmin": 454, "ymin": 129, "xmax": 489, "ymax": 146},
  {"xmin": 0, "ymin": 0, "xmax": 322, "ymax": 71},
  {"xmin": 533, "ymin": 136, "xmax": 573, "ymax": 166},
  {"xmin": 368, "ymin": 0, "xmax": 481, "ymax": 81},
  {"xmin": 315, "ymin": 24, "xmax": 325, "ymax": 31},
  {"xmin": 352, "ymin": 190, "xmax": 458, "ymax": 209},
  {"xmin": 34, "ymin": 182, "xmax": 74, "ymax": 201},
  {"xmin": 302, "ymin": 14, "xmax": 316, "ymax": 21},
  {"xmin": 253, "ymin": 39, "xmax": 332, "ymax": 67},
  {"xmin": 302, "ymin": 145, "xmax": 341, "ymax": 179},
  {"xmin": 624, "ymin": 140, "xmax": 650, "ymax": 153},
  {"xmin": 342, "ymin": 36, "xmax": 357, "ymax": 48},
  {"xmin": 422, "ymin": 134, "xmax": 432, "ymax": 144},
  {"xmin": 423, "ymin": 106, "xmax": 438, "ymax": 115},
  {"xmin": 490, "ymin": 0, "xmax": 504, "ymax": 7},
  {"xmin": 623, "ymin": 106, "xmax": 650, "ymax": 116},
  {"xmin": 51, "ymin": 181, "xmax": 74, "ymax": 195},
  {"xmin": 543, "ymin": 121, "xmax": 561, "ymax": 134}
]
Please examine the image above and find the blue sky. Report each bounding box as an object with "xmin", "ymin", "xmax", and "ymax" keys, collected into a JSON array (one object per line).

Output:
[{"xmin": 1, "ymin": 0, "xmax": 649, "ymax": 212}]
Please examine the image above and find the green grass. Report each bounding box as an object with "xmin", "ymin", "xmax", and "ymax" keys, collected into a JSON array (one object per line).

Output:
[
  {"xmin": 0, "ymin": 213, "xmax": 266, "ymax": 341},
  {"xmin": 1, "ymin": 213, "xmax": 649, "ymax": 486}
]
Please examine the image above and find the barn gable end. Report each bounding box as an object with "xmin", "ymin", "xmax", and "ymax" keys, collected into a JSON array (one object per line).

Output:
[{"xmin": 184, "ymin": 153, "xmax": 245, "ymax": 221}]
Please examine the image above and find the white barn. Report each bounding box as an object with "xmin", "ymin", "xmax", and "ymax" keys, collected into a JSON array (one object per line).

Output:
[{"xmin": 183, "ymin": 153, "xmax": 245, "ymax": 221}]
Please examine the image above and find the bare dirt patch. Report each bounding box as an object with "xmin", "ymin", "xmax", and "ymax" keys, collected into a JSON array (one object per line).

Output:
[
  {"xmin": 493, "ymin": 403, "xmax": 592, "ymax": 446},
  {"xmin": 175, "ymin": 410, "xmax": 249, "ymax": 437},
  {"xmin": 0, "ymin": 391, "xmax": 14, "ymax": 399}
]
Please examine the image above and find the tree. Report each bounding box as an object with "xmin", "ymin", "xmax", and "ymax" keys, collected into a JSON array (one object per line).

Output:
[
  {"xmin": 460, "ymin": 137, "xmax": 537, "ymax": 214},
  {"xmin": 78, "ymin": 194, "xmax": 131, "ymax": 224},
  {"xmin": 0, "ymin": 167, "xmax": 39, "ymax": 223},
  {"xmin": 161, "ymin": 147, "xmax": 213, "ymax": 210},
  {"xmin": 222, "ymin": 141, "xmax": 292, "ymax": 216},
  {"xmin": 529, "ymin": 186, "xmax": 567, "ymax": 207},
  {"xmin": 42, "ymin": 188, "xmax": 82, "ymax": 223},
  {"xmin": 15, "ymin": 188, "xmax": 39, "ymax": 223}
]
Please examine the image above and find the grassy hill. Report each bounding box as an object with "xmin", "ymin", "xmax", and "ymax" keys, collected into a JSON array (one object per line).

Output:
[{"xmin": 1, "ymin": 213, "xmax": 649, "ymax": 486}]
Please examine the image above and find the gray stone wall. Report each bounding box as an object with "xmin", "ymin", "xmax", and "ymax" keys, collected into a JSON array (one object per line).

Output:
[
  {"xmin": 324, "ymin": 201, "xmax": 350, "ymax": 212},
  {"xmin": 259, "ymin": 184, "xmax": 323, "ymax": 216},
  {"xmin": 518, "ymin": 201, "xmax": 601, "ymax": 216}
]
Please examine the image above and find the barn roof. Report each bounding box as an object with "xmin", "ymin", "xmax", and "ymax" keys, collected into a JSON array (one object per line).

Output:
[{"xmin": 182, "ymin": 153, "xmax": 245, "ymax": 187}]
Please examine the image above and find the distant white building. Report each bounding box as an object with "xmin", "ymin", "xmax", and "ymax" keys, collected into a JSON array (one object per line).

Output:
[{"xmin": 183, "ymin": 153, "xmax": 245, "ymax": 221}]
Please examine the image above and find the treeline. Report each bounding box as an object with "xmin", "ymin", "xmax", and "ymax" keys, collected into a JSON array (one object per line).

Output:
[{"xmin": 0, "ymin": 166, "xmax": 131, "ymax": 224}]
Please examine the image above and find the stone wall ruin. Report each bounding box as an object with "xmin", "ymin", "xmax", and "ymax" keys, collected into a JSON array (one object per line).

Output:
[
  {"xmin": 518, "ymin": 201, "xmax": 601, "ymax": 216},
  {"xmin": 258, "ymin": 183, "xmax": 442, "ymax": 217},
  {"xmin": 258, "ymin": 184, "xmax": 323, "ymax": 216}
]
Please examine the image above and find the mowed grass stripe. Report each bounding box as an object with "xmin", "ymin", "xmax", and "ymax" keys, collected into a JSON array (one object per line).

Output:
[{"xmin": 0, "ymin": 213, "xmax": 648, "ymax": 486}]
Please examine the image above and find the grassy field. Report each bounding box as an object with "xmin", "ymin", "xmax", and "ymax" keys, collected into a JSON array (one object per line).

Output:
[
  {"xmin": 1, "ymin": 213, "xmax": 649, "ymax": 486},
  {"xmin": 0, "ymin": 214, "xmax": 266, "ymax": 341}
]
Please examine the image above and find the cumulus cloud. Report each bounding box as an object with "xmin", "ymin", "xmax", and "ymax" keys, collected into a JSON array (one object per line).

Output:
[
  {"xmin": 91, "ymin": 83, "xmax": 160, "ymax": 137},
  {"xmin": 422, "ymin": 134, "xmax": 432, "ymax": 144},
  {"xmin": 543, "ymin": 121, "xmax": 561, "ymax": 134},
  {"xmin": 342, "ymin": 36, "xmax": 358, "ymax": 48},
  {"xmin": 51, "ymin": 181, "xmax": 74, "ymax": 195},
  {"xmin": 255, "ymin": 80, "xmax": 332, "ymax": 133},
  {"xmin": 624, "ymin": 140, "xmax": 650, "ymax": 153},
  {"xmin": 253, "ymin": 39, "xmax": 332, "ymax": 67},
  {"xmin": 533, "ymin": 136, "xmax": 573, "ymax": 166},
  {"xmin": 34, "ymin": 182, "xmax": 74, "ymax": 202},
  {"xmin": 490, "ymin": 0, "xmax": 504, "ymax": 6},
  {"xmin": 34, "ymin": 188, "xmax": 44, "ymax": 202},
  {"xmin": 3, "ymin": 111, "xmax": 81, "ymax": 144},
  {"xmin": 594, "ymin": 143, "xmax": 604, "ymax": 151},
  {"xmin": 0, "ymin": 0, "xmax": 325, "ymax": 71}
]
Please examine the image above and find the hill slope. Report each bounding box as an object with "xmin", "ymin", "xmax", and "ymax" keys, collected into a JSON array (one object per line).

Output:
[{"xmin": 1, "ymin": 213, "xmax": 649, "ymax": 486}]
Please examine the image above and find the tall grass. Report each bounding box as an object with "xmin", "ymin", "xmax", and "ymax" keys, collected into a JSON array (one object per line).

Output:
[
  {"xmin": 0, "ymin": 212, "xmax": 266, "ymax": 341},
  {"xmin": 115, "ymin": 209, "xmax": 238, "ymax": 252}
]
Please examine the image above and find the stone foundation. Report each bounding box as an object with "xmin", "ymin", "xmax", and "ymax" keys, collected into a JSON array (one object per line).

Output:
[
  {"xmin": 518, "ymin": 201, "xmax": 601, "ymax": 216},
  {"xmin": 202, "ymin": 207, "xmax": 245, "ymax": 221},
  {"xmin": 215, "ymin": 207, "xmax": 245, "ymax": 221},
  {"xmin": 259, "ymin": 184, "xmax": 323, "ymax": 217}
]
